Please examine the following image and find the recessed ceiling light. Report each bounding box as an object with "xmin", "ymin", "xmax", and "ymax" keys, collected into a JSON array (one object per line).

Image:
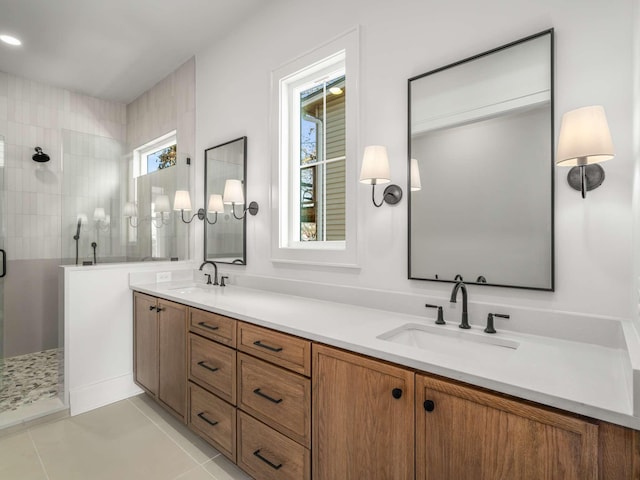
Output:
[
  {"xmin": 0, "ymin": 35, "xmax": 22, "ymax": 46},
  {"xmin": 329, "ymin": 87, "xmax": 343, "ymax": 95}
]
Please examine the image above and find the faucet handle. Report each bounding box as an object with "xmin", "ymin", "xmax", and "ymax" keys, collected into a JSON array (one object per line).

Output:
[
  {"xmin": 425, "ymin": 304, "xmax": 445, "ymax": 325},
  {"xmin": 204, "ymin": 273, "xmax": 212, "ymax": 285},
  {"xmin": 485, "ymin": 313, "xmax": 510, "ymax": 334},
  {"xmin": 220, "ymin": 276, "xmax": 229, "ymax": 287}
]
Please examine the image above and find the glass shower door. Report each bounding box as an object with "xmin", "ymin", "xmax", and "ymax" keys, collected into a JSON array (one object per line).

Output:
[{"xmin": 0, "ymin": 135, "xmax": 5, "ymax": 392}]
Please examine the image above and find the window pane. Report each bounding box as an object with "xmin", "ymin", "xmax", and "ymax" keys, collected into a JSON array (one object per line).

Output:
[
  {"xmin": 297, "ymin": 74, "xmax": 345, "ymax": 242},
  {"xmin": 146, "ymin": 144, "xmax": 177, "ymax": 174}
]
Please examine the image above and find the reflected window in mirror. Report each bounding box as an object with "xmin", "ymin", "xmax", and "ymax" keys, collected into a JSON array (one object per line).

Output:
[
  {"xmin": 408, "ymin": 30, "xmax": 554, "ymax": 290},
  {"xmin": 204, "ymin": 137, "xmax": 247, "ymax": 265}
]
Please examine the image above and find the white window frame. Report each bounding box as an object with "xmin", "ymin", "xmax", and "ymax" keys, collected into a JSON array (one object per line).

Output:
[
  {"xmin": 132, "ymin": 130, "xmax": 177, "ymax": 179},
  {"xmin": 271, "ymin": 28, "xmax": 359, "ymax": 267}
]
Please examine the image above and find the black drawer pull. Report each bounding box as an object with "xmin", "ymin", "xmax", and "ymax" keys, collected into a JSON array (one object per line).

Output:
[
  {"xmin": 392, "ymin": 388, "xmax": 403, "ymax": 399},
  {"xmin": 197, "ymin": 412, "xmax": 218, "ymax": 426},
  {"xmin": 253, "ymin": 340, "xmax": 283, "ymax": 352},
  {"xmin": 156, "ymin": 306, "xmax": 165, "ymax": 312},
  {"xmin": 253, "ymin": 388, "xmax": 283, "ymax": 404},
  {"xmin": 149, "ymin": 305, "xmax": 156, "ymax": 311},
  {"xmin": 424, "ymin": 400, "xmax": 435, "ymax": 412},
  {"xmin": 253, "ymin": 449, "xmax": 282, "ymax": 470},
  {"xmin": 197, "ymin": 361, "xmax": 219, "ymax": 373},
  {"xmin": 198, "ymin": 321, "xmax": 219, "ymax": 331}
]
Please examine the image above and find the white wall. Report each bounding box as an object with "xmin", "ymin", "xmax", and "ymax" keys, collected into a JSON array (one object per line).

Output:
[
  {"xmin": 195, "ymin": 0, "xmax": 635, "ymax": 320},
  {"xmin": 63, "ymin": 261, "xmax": 196, "ymax": 415}
]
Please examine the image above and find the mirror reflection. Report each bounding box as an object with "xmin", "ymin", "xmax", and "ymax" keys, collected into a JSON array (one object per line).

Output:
[
  {"xmin": 408, "ymin": 30, "xmax": 554, "ymax": 290},
  {"xmin": 204, "ymin": 137, "xmax": 247, "ymax": 264}
]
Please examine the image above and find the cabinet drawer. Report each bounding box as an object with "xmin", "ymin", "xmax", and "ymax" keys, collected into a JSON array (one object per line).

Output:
[
  {"xmin": 238, "ymin": 322, "xmax": 311, "ymax": 376},
  {"xmin": 189, "ymin": 382, "xmax": 236, "ymax": 462},
  {"xmin": 238, "ymin": 353, "xmax": 310, "ymax": 447},
  {"xmin": 188, "ymin": 333, "xmax": 236, "ymax": 404},
  {"xmin": 189, "ymin": 308, "xmax": 236, "ymax": 347},
  {"xmin": 238, "ymin": 411, "xmax": 310, "ymax": 480}
]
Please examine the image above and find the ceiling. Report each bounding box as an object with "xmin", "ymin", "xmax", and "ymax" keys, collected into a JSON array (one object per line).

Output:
[{"xmin": 0, "ymin": 0, "xmax": 270, "ymax": 104}]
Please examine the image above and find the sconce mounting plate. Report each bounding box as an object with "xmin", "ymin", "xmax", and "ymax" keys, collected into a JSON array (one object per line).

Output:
[
  {"xmin": 567, "ymin": 164, "xmax": 605, "ymax": 192},
  {"xmin": 196, "ymin": 208, "xmax": 206, "ymax": 221},
  {"xmin": 383, "ymin": 184, "xmax": 403, "ymax": 205},
  {"xmin": 247, "ymin": 201, "xmax": 259, "ymax": 216}
]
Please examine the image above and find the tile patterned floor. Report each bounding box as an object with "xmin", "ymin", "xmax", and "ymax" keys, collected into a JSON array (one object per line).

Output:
[
  {"xmin": 0, "ymin": 394, "xmax": 253, "ymax": 480},
  {"xmin": 0, "ymin": 349, "xmax": 61, "ymax": 412}
]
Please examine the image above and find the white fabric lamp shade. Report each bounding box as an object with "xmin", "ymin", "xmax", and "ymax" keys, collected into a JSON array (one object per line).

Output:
[
  {"xmin": 123, "ymin": 202, "xmax": 137, "ymax": 217},
  {"xmin": 173, "ymin": 190, "xmax": 192, "ymax": 211},
  {"xmin": 93, "ymin": 207, "xmax": 106, "ymax": 221},
  {"xmin": 557, "ymin": 105, "xmax": 615, "ymax": 166},
  {"xmin": 360, "ymin": 145, "xmax": 391, "ymax": 185},
  {"xmin": 410, "ymin": 158, "xmax": 422, "ymax": 191},
  {"xmin": 223, "ymin": 179, "xmax": 245, "ymax": 204},
  {"xmin": 155, "ymin": 195, "xmax": 170, "ymax": 213},
  {"xmin": 207, "ymin": 194, "xmax": 225, "ymax": 213}
]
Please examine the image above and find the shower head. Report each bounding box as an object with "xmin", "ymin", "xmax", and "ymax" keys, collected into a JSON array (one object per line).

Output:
[{"xmin": 32, "ymin": 147, "xmax": 50, "ymax": 163}]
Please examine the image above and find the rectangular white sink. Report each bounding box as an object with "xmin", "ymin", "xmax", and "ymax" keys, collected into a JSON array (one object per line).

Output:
[
  {"xmin": 378, "ymin": 323, "xmax": 519, "ymax": 356},
  {"xmin": 165, "ymin": 284, "xmax": 211, "ymax": 295}
]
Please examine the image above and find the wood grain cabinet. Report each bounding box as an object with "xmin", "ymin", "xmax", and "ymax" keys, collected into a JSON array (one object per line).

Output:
[
  {"xmin": 312, "ymin": 344, "xmax": 415, "ymax": 480},
  {"xmin": 237, "ymin": 322, "xmax": 312, "ymax": 479},
  {"xmin": 416, "ymin": 374, "xmax": 599, "ymax": 480},
  {"xmin": 133, "ymin": 292, "xmax": 187, "ymax": 420},
  {"xmin": 186, "ymin": 308, "xmax": 238, "ymax": 461}
]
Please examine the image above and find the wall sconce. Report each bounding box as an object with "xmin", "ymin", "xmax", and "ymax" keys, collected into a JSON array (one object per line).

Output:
[
  {"xmin": 206, "ymin": 194, "xmax": 225, "ymax": 225},
  {"xmin": 556, "ymin": 105, "xmax": 615, "ymax": 198},
  {"xmin": 152, "ymin": 194, "xmax": 171, "ymax": 228},
  {"xmin": 359, "ymin": 145, "xmax": 403, "ymax": 207},
  {"xmin": 124, "ymin": 202, "xmax": 138, "ymax": 227},
  {"xmin": 410, "ymin": 158, "xmax": 422, "ymax": 192},
  {"xmin": 174, "ymin": 190, "xmax": 228, "ymax": 224},
  {"xmin": 223, "ymin": 179, "xmax": 259, "ymax": 219},
  {"xmin": 93, "ymin": 207, "xmax": 110, "ymax": 231}
]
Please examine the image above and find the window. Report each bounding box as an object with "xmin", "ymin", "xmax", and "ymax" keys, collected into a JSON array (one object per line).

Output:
[
  {"xmin": 271, "ymin": 29, "xmax": 359, "ymax": 266},
  {"xmin": 133, "ymin": 131, "xmax": 177, "ymax": 178}
]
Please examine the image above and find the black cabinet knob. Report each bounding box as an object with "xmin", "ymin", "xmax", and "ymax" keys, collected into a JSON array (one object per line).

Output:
[
  {"xmin": 423, "ymin": 400, "xmax": 435, "ymax": 412},
  {"xmin": 392, "ymin": 388, "xmax": 403, "ymax": 399},
  {"xmin": 149, "ymin": 305, "xmax": 156, "ymax": 311}
]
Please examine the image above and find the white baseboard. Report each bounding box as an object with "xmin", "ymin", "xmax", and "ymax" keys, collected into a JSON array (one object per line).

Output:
[{"xmin": 69, "ymin": 373, "xmax": 143, "ymax": 416}]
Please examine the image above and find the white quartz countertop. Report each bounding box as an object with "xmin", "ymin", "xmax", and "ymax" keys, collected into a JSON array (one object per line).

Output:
[{"xmin": 131, "ymin": 280, "xmax": 638, "ymax": 430}]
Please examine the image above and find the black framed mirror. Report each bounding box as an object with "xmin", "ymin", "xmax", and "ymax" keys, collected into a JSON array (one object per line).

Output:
[
  {"xmin": 408, "ymin": 30, "xmax": 554, "ymax": 290},
  {"xmin": 204, "ymin": 136, "xmax": 247, "ymax": 264}
]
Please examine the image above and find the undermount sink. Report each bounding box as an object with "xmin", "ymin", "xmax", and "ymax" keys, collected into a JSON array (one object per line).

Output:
[
  {"xmin": 378, "ymin": 322, "xmax": 519, "ymax": 356},
  {"xmin": 165, "ymin": 284, "xmax": 212, "ymax": 295}
]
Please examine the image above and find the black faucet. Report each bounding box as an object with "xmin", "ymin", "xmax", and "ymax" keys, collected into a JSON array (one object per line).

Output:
[
  {"xmin": 199, "ymin": 260, "xmax": 219, "ymax": 285},
  {"xmin": 450, "ymin": 281, "xmax": 470, "ymax": 329}
]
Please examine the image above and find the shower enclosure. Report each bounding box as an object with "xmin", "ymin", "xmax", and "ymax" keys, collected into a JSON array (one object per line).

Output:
[{"xmin": 0, "ymin": 129, "xmax": 188, "ymax": 428}]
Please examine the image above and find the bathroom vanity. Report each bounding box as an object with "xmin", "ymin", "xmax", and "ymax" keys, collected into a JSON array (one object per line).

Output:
[{"xmin": 131, "ymin": 278, "xmax": 640, "ymax": 479}]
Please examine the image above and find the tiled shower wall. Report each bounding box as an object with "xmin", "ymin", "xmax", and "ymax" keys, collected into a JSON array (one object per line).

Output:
[
  {"xmin": 0, "ymin": 71, "xmax": 127, "ymax": 261},
  {"xmin": 0, "ymin": 71, "xmax": 126, "ymax": 357}
]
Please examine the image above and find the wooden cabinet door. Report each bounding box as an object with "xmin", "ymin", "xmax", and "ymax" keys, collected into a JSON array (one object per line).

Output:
[
  {"xmin": 157, "ymin": 299, "xmax": 187, "ymax": 419},
  {"xmin": 133, "ymin": 292, "xmax": 158, "ymax": 395},
  {"xmin": 312, "ymin": 344, "xmax": 415, "ymax": 480},
  {"xmin": 416, "ymin": 374, "xmax": 599, "ymax": 480}
]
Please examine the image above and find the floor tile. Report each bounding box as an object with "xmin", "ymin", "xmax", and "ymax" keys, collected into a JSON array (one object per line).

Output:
[
  {"xmin": 203, "ymin": 455, "xmax": 253, "ymax": 480},
  {"xmin": 29, "ymin": 399, "xmax": 199, "ymax": 480},
  {"xmin": 173, "ymin": 465, "xmax": 216, "ymax": 480},
  {"xmin": 0, "ymin": 431, "xmax": 48, "ymax": 480},
  {"xmin": 129, "ymin": 394, "xmax": 221, "ymax": 464}
]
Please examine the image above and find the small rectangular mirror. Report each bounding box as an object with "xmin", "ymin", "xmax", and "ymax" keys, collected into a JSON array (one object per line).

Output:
[
  {"xmin": 204, "ymin": 136, "xmax": 247, "ymax": 264},
  {"xmin": 408, "ymin": 30, "xmax": 554, "ymax": 290}
]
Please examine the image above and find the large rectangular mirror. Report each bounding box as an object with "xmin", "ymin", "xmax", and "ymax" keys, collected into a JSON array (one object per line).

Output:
[
  {"xmin": 204, "ymin": 136, "xmax": 247, "ymax": 264},
  {"xmin": 408, "ymin": 30, "xmax": 554, "ymax": 290}
]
